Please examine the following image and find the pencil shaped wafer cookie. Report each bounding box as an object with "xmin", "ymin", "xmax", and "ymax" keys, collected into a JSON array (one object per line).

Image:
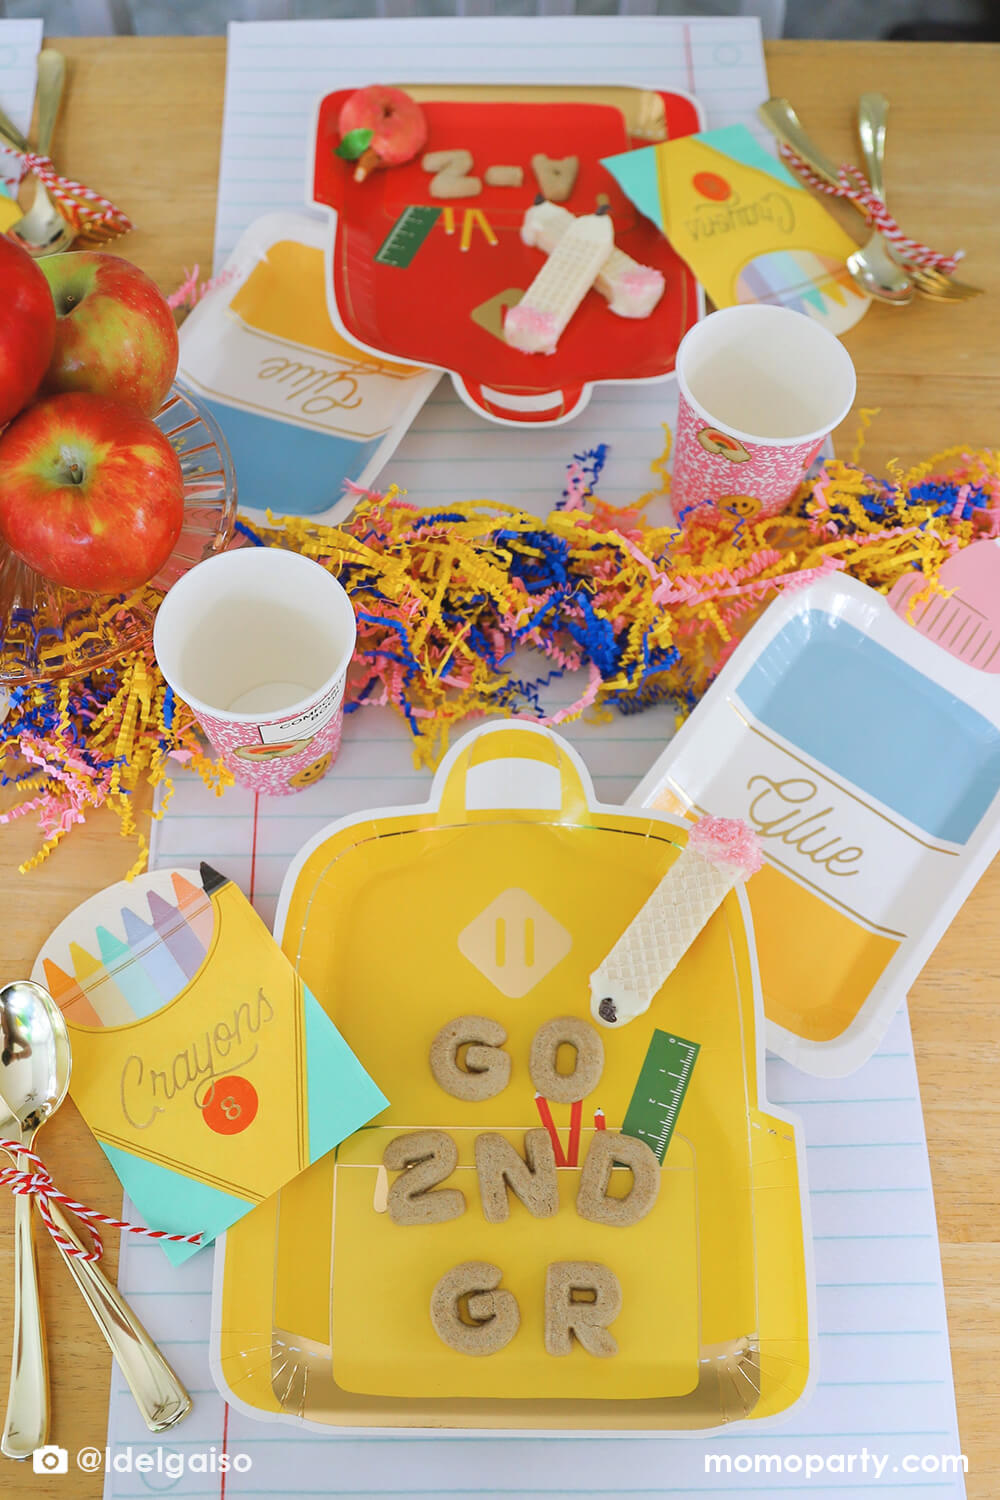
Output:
[
  {"xmin": 590, "ymin": 817, "xmax": 763, "ymax": 1028},
  {"xmin": 521, "ymin": 200, "xmax": 666, "ymax": 319},
  {"xmin": 505, "ymin": 208, "xmax": 614, "ymax": 355}
]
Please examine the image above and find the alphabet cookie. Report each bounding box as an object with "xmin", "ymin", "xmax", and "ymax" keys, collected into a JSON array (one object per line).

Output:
[
  {"xmin": 429, "ymin": 1014, "xmax": 511, "ymax": 1101},
  {"xmin": 422, "ymin": 148, "xmax": 482, "ymax": 199},
  {"xmin": 530, "ymin": 153, "xmax": 579, "ymax": 203},
  {"xmin": 576, "ymin": 1130, "xmax": 660, "ymax": 1227},
  {"xmin": 484, "ymin": 165, "xmax": 523, "ymax": 188},
  {"xmin": 544, "ymin": 1261, "xmax": 621, "ymax": 1358},
  {"xmin": 528, "ymin": 1016, "xmax": 604, "ymax": 1104},
  {"xmin": 475, "ymin": 1129, "xmax": 559, "ymax": 1223},
  {"xmin": 384, "ymin": 1130, "xmax": 465, "ymax": 1226},
  {"xmin": 430, "ymin": 1261, "xmax": 521, "ymax": 1356}
]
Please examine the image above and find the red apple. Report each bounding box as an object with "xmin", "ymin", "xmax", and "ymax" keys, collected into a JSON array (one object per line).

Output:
[
  {"xmin": 39, "ymin": 252, "xmax": 179, "ymax": 418},
  {"xmin": 337, "ymin": 85, "xmax": 427, "ymax": 182},
  {"xmin": 0, "ymin": 392, "xmax": 185, "ymax": 592},
  {"xmin": 0, "ymin": 236, "xmax": 57, "ymax": 429}
]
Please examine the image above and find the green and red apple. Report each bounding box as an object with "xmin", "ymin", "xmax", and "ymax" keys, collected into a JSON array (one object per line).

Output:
[
  {"xmin": 0, "ymin": 392, "xmax": 185, "ymax": 592},
  {"xmin": 39, "ymin": 252, "xmax": 179, "ymax": 418},
  {"xmin": 0, "ymin": 236, "xmax": 57, "ymax": 429}
]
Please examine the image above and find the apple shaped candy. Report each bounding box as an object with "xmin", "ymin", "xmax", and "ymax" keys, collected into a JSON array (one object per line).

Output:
[
  {"xmin": 337, "ymin": 85, "xmax": 428, "ymax": 183},
  {"xmin": 0, "ymin": 392, "xmax": 185, "ymax": 593},
  {"xmin": 39, "ymin": 252, "xmax": 179, "ymax": 419},
  {"xmin": 0, "ymin": 236, "xmax": 57, "ymax": 429}
]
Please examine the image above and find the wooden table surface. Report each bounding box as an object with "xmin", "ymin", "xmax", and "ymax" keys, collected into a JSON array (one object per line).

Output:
[{"xmin": 2, "ymin": 33, "xmax": 998, "ymax": 1499}]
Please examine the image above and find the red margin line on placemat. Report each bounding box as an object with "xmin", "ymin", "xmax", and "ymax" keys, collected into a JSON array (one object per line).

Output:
[
  {"xmin": 248, "ymin": 794, "xmax": 260, "ymax": 909},
  {"xmin": 219, "ymin": 1402, "xmax": 230, "ymax": 1500},
  {"xmin": 683, "ymin": 21, "xmax": 695, "ymax": 94}
]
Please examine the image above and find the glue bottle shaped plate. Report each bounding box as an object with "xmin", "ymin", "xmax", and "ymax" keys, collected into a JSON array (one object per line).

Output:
[{"xmin": 631, "ymin": 570, "xmax": 1000, "ymax": 1076}]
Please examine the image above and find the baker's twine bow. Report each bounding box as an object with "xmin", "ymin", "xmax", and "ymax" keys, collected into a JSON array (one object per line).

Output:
[
  {"xmin": 778, "ymin": 144, "xmax": 963, "ymax": 276},
  {"xmin": 6, "ymin": 149, "xmax": 133, "ymax": 238},
  {"xmin": 0, "ymin": 1139, "xmax": 201, "ymax": 1262}
]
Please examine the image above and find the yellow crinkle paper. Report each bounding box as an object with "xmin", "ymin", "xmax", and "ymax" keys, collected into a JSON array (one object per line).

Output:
[{"xmin": 2, "ymin": 432, "xmax": 998, "ymax": 873}]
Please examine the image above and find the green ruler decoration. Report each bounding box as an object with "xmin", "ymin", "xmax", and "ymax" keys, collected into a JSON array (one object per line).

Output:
[
  {"xmin": 375, "ymin": 205, "xmax": 442, "ymax": 268},
  {"xmin": 621, "ymin": 1028, "xmax": 700, "ymax": 1163}
]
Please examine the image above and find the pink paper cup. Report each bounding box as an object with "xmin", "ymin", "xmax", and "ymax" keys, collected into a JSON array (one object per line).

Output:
[
  {"xmin": 671, "ymin": 304, "xmax": 857, "ymax": 521},
  {"xmin": 153, "ymin": 547, "xmax": 356, "ymax": 795}
]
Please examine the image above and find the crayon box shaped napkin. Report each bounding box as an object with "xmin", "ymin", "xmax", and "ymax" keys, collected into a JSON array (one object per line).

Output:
[
  {"xmin": 32, "ymin": 864, "xmax": 388, "ymax": 1264},
  {"xmin": 177, "ymin": 210, "xmax": 439, "ymax": 524},
  {"xmin": 603, "ymin": 124, "xmax": 869, "ymax": 335}
]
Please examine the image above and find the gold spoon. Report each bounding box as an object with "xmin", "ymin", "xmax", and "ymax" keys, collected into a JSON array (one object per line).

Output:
[
  {"xmin": 0, "ymin": 52, "xmax": 75, "ymax": 258},
  {"xmin": 856, "ymin": 92, "xmax": 983, "ymax": 301},
  {"xmin": 0, "ymin": 980, "xmax": 61, "ymax": 1457},
  {"xmin": 0, "ymin": 981, "xmax": 192, "ymax": 1454},
  {"xmin": 759, "ymin": 97, "xmax": 913, "ymax": 306}
]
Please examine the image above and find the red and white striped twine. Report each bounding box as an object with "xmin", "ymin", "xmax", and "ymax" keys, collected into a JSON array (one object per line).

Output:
[
  {"xmin": 0, "ymin": 1139, "xmax": 201, "ymax": 1262},
  {"xmin": 778, "ymin": 145, "xmax": 963, "ymax": 275},
  {"xmin": 8, "ymin": 150, "xmax": 133, "ymax": 238}
]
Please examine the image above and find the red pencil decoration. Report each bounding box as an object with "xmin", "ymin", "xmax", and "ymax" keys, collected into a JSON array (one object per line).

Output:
[
  {"xmin": 594, "ymin": 1107, "xmax": 606, "ymax": 1131},
  {"xmin": 567, "ymin": 1098, "xmax": 583, "ymax": 1167},
  {"xmin": 534, "ymin": 1094, "xmax": 567, "ymax": 1167}
]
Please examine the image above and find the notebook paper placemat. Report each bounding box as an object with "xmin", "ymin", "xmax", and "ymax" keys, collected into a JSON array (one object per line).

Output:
[
  {"xmin": 0, "ymin": 18, "xmax": 42, "ymax": 201},
  {"xmin": 102, "ymin": 16, "xmax": 964, "ymax": 1498},
  {"xmin": 102, "ymin": 729, "xmax": 966, "ymax": 1499},
  {"xmin": 214, "ymin": 14, "xmax": 774, "ymax": 513}
]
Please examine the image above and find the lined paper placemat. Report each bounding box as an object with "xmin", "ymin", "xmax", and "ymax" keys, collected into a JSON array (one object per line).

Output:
[
  {"xmin": 0, "ymin": 18, "xmax": 42, "ymax": 194},
  {"xmin": 102, "ymin": 16, "xmax": 965, "ymax": 1498},
  {"xmin": 214, "ymin": 14, "xmax": 775, "ymax": 515},
  {"xmin": 104, "ymin": 736, "xmax": 965, "ymax": 1500}
]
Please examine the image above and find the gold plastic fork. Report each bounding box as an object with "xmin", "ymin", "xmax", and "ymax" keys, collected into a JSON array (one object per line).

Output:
[
  {"xmin": 0, "ymin": 51, "xmax": 127, "ymax": 253},
  {"xmin": 0, "ymin": 53, "xmax": 73, "ymax": 256},
  {"xmin": 856, "ymin": 92, "xmax": 983, "ymax": 302},
  {"xmin": 760, "ymin": 98, "xmax": 982, "ymax": 305}
]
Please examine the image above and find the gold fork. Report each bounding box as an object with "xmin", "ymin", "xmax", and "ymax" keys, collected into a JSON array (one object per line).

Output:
[
  {"xmin": 760, "ymin": 97, "xmax": 981, "ymax": 305},
  {"xmin": 0, "ymin": 51, "xmax": 127, "ymax": 252},
  {"xmin": 856, "ymin": 92, "xmax": 983, "ymax": 302}
]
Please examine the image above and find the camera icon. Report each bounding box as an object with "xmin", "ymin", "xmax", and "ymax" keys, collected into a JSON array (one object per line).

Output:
[{"xmin": 32, "ymin": 1445, "xmax": 69, "ymax": 1474}]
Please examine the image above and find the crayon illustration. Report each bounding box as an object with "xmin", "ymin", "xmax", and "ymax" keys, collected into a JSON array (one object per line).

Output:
[
  {"xmin": 42, "ymin": 958, "xmax": 103, "ymax": 1028},
  {"xmin": 69, "ymin": 942, "xmax": 136, "ymax": 1027},
  {"xmin": 171, "ymin": 872, "xmax": 215, "ymax": 951},
  {"xmin": 46, "ymin": 865, "xmax": 227, "ymax": 1029},
  {"xmin": 121, "ymin": 905, "xmax": 189, "ymax": 1004},
  {"xmin": 97, "ymin": 925, "xmax": 164, "ymax": 1021},
  {"xmin": 200, "ymin": 862, "xmax": 230, "ymax": 895},
  {"xmin": 148, "ymin": 889, "xmax": 206, "ymax": 980}
]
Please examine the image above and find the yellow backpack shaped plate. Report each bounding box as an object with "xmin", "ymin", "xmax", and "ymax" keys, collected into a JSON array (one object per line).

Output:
[{"xmin": 213, "ymin": 722, "xmax": 813, "ymax": 1430}]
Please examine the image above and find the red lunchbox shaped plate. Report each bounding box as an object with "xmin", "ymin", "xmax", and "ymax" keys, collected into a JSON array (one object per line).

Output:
[{"xmin": 310, "ymin": 84, "xmax": 704, "ymax": 427}]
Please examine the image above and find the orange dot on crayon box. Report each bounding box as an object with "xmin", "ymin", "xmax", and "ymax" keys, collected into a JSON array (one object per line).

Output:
[
  {"xmin": 693, "ymin": 171, "xmax": 731, "ymax": 202},
  {"xmin": 202, "ymin": 1076, "xmax": 258, "ymax": 1135}
]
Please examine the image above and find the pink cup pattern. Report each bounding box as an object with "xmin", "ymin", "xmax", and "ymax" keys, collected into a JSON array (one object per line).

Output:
[
  {"xmin": 672, "ymin": 389, "xmax": 825, "ymax": 521},
  {"xmin": 198, "ymin": 683, "xmax": 346, "ymax": 796}
]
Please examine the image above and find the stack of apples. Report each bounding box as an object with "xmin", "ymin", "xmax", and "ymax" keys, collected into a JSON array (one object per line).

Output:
[{"xmin": 0, "ymin": 236, "xmax": 184, "ymax": 593}]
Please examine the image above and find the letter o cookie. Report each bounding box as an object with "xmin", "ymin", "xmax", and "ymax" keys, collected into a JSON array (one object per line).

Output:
[
  {"xmin": 429, "ymin": 1015, "xmax": 511, "ymax": 1102},
  {"xmin": 430, "ymin": 1261, "xmax": 520, "ymax": 1356},
  {"xmin": 529, "ymin": 1016, "xmax": 604, "ymax": 1104}
]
